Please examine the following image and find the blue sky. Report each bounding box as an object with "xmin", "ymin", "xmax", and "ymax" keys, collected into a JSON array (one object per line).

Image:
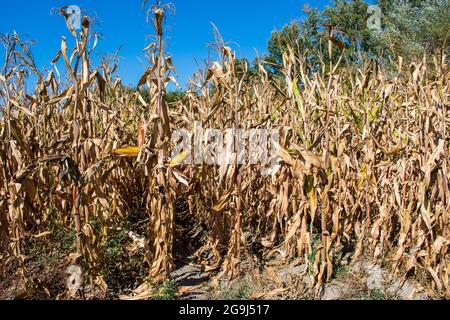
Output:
[{"xmin": 0, "ymin": 0, "xmax": 330, "ymax": 89}]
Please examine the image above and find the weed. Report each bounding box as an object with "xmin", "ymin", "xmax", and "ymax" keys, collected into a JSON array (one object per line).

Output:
[{"xmin": 152, "ymin": 279, "xmax": 177, "ymax": 300}]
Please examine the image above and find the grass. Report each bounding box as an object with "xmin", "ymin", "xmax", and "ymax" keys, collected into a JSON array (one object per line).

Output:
[
  {"xmin": 333, "ymin": 264, "xmax": 348, "ymax": 280},
  {"xmin": 53, "ymin": 226, "xmax": 76, "ymax": 252},
  {"xmin": 105, "ymin": 228, "xmax": 128, "ymax": 259}
]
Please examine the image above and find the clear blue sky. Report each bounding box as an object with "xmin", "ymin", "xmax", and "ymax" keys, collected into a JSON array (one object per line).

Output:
[{"xmin": 0, "ymin": 0, "xmax": 330, "ymax": 89}]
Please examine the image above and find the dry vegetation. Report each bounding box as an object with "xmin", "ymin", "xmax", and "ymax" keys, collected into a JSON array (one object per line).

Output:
[{"xmin": 0, "ymin": 2, "xmax": 449, "ymax": 299}]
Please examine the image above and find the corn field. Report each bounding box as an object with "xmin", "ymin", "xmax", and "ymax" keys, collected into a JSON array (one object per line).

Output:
[{"xmin": 0, "ymin": 2, "xmax": 449, "ymax": 299}]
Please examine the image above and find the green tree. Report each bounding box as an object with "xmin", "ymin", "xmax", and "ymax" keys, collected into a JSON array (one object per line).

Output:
[{"xmin": 264, "ymin": 0, "xmax": 449, "ymax": 73}]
